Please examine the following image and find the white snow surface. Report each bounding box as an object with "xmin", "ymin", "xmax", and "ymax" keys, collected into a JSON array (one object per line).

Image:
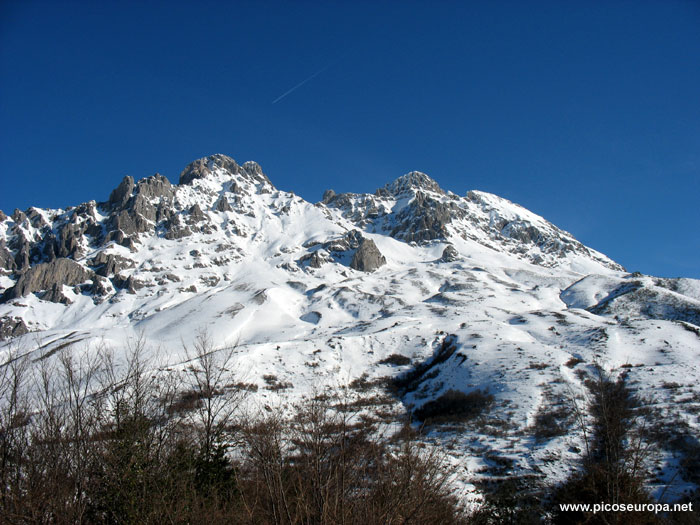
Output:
[{"xmin": 1, "ymin": 155, "xmax": 699, "ymax": 500}]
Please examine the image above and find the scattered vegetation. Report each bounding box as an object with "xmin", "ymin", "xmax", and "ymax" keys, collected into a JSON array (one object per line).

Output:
[
  {"xmin": 564, "ymin": 356, "xmax": 584, "ymax": 368},
  {"xmin": 0, "ymin": 336, "xmax": 468, "ymax": 524},
  {"xmin": 262, "ymin": 373, "xmax": 293, "ymax": 391},
  {"xmin": 413, "ymin": 389, "xmax": 494, "ymax": 424},
  {"xmin": 2, "ymin": 332, "xmax": 698, "ymax": 524},
  {"xmin": 471, "ymin": 477, "xmax": 544, "ymax": 525},
  {"xmin": 378, "ymin": 353, "xmax": 412, "ymax": 366},
  {"xmin": 530, "ymin": 394, "xmax": 572, "ymax": 441},
  {"xmin": 392, "ymin": 335, "xmax": 458, "ymax": 393},
  {"xmin": 551, "ymin": 367, "xmax": 660, "ymax": 524}
]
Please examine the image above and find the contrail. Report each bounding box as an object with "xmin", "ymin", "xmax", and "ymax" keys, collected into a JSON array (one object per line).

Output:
[{"xmin": 271, "ymin": 64, "xmax": 331, "ymax": 104}]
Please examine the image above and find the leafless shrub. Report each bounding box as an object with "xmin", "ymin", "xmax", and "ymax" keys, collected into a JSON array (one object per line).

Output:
[
  {"xmin": 379, "ymin": 353, "xmax": 412, "ymax": 366},
  {"xmin": 564, "ymin": 356, "xmax": 583, "ymax": 368},
  {"xmin": 413, "ymin": 389, "xmax": 494, "ymax": 424}
]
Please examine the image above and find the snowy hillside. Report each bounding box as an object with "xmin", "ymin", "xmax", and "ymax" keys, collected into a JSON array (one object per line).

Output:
[{"xmin": 1, "ymin": 154, "xmax": 698, "ymax": 503}]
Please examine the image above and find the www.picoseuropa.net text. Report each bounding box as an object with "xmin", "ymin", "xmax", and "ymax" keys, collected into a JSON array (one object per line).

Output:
[{"xmin": 559, "ymin": 502, "xmax": 693, "ymax": 514}]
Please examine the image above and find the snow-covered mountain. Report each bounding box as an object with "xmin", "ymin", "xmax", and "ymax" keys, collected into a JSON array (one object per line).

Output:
[{"xmin": 1, "ymin": 154, "xmax": 698, "ymax": 501}]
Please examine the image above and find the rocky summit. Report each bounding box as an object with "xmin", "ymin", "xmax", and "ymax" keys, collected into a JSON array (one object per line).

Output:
[{"xmin": 1, "ymin": 154, "xmax": 699, "ymax": 503}]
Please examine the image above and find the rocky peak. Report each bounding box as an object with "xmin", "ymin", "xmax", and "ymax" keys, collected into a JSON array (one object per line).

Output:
[
  {"xmin": 178, "ymin": 154, "xmax": 272, "ymax": 189},
  {"xmin": 178, "ymin": 154, "xmax": 239, "ymax": 185},
  {"xmin": 136, "ymin": 174, "xmax": 173, "ymax": 200},
  {"xmin": 108, "ymin": 176, "xmax": 135, "ymax": 209},
  {"xmin": 384, "ymin": 171, "xmax": 445, "ymax": 197}
]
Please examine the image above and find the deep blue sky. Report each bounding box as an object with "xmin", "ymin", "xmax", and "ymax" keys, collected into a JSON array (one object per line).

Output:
[{"xmin": 1, "ymin": 1, "xmax": 699, "ymax": 278}]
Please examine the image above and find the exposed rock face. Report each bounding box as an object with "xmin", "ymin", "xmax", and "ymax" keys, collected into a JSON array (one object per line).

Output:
[
  {"xmin": 187, "ymin": 204, "xmax": 205, "ymax": 223},
  {"xmin": 42, "ymin": 283, "xmax": 72, "ymax": 304},
  {"xmin": 163, "ymin": 215, "xmax": 192, "ymax": 240},
  {"xmin": 385, "ymin": 171, "xmax": 445, "ymax": 197},
  {"xmin": 90, "ymin": 252, "xmax": 135, "ymax": 277},
  {"xmin": 109, "ymin": 209, "xmax": 151, "ymax": 236},
  {"xmin": 390, "ymin": 191, "xmax": 463, "ymax": 243},
  {"xmin": 104, "ymin": 230, "xmax": 136, "ymax": 250},
  {"xmin": 323, "ymin": 173, "xmax": 456, "ymax": 243},
  {"xmin": 136, "ymin": 174, "xmax": 173, "ymax": 200},
  {"xmin": 12, "ymin": 209, "xmax": 26, "ymax": 224},
  {"xmin": 0, "ymin": 240, "xmax": 16, "ymax": 273},
  {"xmin": 11, "ymin": 232, "xmax": 31, "ymax": 272},
  {"xmin": 2, "ymin": 258, "xmax": 94, "ymax": 302},
  {"xmin": 179, "ymin": 154, "xmax": 273, "ymax": 188},
  {"xmin": 179, "ymin": 154, "xmax": 241, "ymax": 185},
  {"xmin": 0, "ymin": 316, "xmax": 28, "ymax": 340},
  {"xmin": 99, "ymin": 173, "xmax": 176, "ymax": 248},
  {"xmin": 112, "ymin": 274, "xmax": 144, "ymax": 294},
  {"xmin": 214, "ymin": 196, "xmax": 233, "ymax": 212},
  {"xmin": 242, "ymin": 161, "xmax": 267, "ymax": 182},
  {"xmin": 109, "ymin": 176, "xmax": 135, "ymax": 209},
  {"xmin": 180, "ymin": 156, "xmax": 228, "ymax": 185},
  {"xmin": 299, "ymin": 251, "xmax": 326, "ymax": 269},
  {"xmin": 322, "ymin": 189, "xmax": 336, "ymax": 204},
  {"xmin": 56, "ymin": 224, "xmax": 83, "ymax": 258},
  {"xmin": 26, "ymin": 208, "xmax": 47, "ymax": 229},
  {"xmin": 325, "ymin": 230, "xmax": 364, "ymax": 253},
  {"xmin": 350, "ymin": 238, "xmax": 386, "ymax": 272},
  {"xmin": 441, "ymin": 244, "xmax": 460, "ymax": 262}
]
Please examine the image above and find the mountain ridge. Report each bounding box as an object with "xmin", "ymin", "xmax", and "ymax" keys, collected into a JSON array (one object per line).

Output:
[{"xmin": 1, "ymin": 153, "xmax": 698, "ymax": 502}]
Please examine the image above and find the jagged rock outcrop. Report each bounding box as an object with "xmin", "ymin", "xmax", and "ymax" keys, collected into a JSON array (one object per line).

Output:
[
  {"xmin": 90, "ymin": 252, "xmax": 135, "ymax": 277},
  {"xmin": 104, "ymin": 230, "xmax": 136, "ymax": 250},
  {"xmin": 0, "ymin": 316, "xmax": 28, "ymax": 340},
  {"xmin": 299, "ymin": 251, "xmax": 326, "ymax": 269},
  {"xmin": 42, "ymin": 283, "xmax": 72, "ymax": 304},
  {"xmin": 390, "ymin": 191, "xmax": 463, "ymax": 243},
  {"xmin": 11, "ymin": 209, "xmax": 26, "ymax": 225},
  {"xmin": 109, "ymin": 176, "xmax": 135, "ymax": 209},
  {"xmin": 350, "ymin": 238, "xmax": 386, "ymax": 272},
  {"xmin": 179, "ymin": 154, "xmax": 273, "ymax": 189},
  {"xmin": 163, "ymin": 214, "xmax": 192, "ymax": 240},
  {"xmin": 112, "ymin": 274, "xmax": 144, "ymax": 294},
  {"xmin": 322, "ymin": 189, "xmax": 336, "ymax": 204},
  {"xmin": 136, "ymin": 174, "xmax": 173, "ymax": 200},
  {"xmin": 325, "ymin": 230, "xmax": 364, "ymax": 253},
  {"xmin": 188, "ymin": 204, "xmax": 205, "ymax": 223},
  {"xmin": 179, "ymin": 154, "xmax": 239, "ymax": 185},
  {"xmin": 241, "ymin": 161, "xmax": 267, "ymax": 182},
  {"xmin": 441, "ymin": 244, "xmax": 459, "ymax": 262},
  {"xmin": 0, "ymin": 240, "xmax": 16, "ymax": 273},
  {"xmin": 10, "ymin": 231, "xmax": 31, "ymax": 272},
  {"xmin": 2, "ymin": 258, "xmax": 94, "ymax": 303},
  {"xmin": 385, "ymin": 171, "xmax": 445, "ymax": 197},
  {"xmin": 323, "ymin": 173, "xmax": 457, "ymax": 243},
  {"xmin": 26, "ymin": 208, "xmax": 47, "ymax": 229},
  {"xmin": 101, "ymin": 174, "xmax": 176, "ymax": 246},
  {"xmin": 214, "ymin": 196, "xmax": 233, "ymax": 212},
  {"xmin": 108, "ymin": 209, "xmax": 151, "ymax": 236}
]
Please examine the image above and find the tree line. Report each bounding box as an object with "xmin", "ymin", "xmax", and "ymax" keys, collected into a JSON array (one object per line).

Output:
[{"xmin": 0, "ymin": 335, "xmax": 465, "ymax": 524}]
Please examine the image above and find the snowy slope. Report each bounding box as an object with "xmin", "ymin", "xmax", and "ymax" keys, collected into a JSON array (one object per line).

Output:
[{"xmin": 1, "ymin": 154, "xmax": 698, "ymax": 500}]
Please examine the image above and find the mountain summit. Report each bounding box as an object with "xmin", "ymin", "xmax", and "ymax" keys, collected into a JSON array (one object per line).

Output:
[{"xmin": 383, "ymin": 171, "xmax": 446, "ymax": 196}]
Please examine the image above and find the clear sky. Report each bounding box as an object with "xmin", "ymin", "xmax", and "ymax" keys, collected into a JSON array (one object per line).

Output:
[{"xmin": 1, "ymin": 1, "xmax": 698, "ymax": 278}]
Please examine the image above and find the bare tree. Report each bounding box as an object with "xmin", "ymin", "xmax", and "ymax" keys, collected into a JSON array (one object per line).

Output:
[
  {"xmin": 181, "ymin": 331, "xmax": 246, "ymax": 460},
  {"xmin": 0, "ymin": 345, "xmax": 31, "ymax": 520}
]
